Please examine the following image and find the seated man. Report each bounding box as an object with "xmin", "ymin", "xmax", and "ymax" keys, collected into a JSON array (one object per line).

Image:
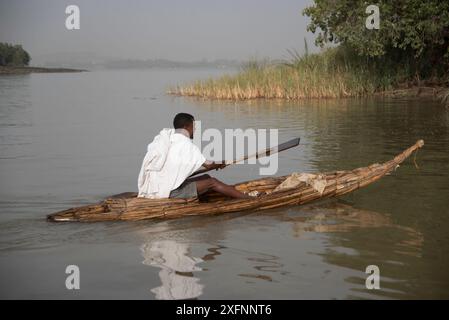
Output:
[{"xmin": 138, "ymin": 113, "xmax": 250, "ymax": 199}]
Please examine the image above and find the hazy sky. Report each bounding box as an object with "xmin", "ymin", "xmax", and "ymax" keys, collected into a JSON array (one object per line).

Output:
[{"xmin": 0, "ymin": 0, "xmax": 319, "ymax": 61}]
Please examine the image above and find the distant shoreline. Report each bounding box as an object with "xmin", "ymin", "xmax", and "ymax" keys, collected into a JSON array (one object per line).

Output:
[{"xmin": 0, "ymin": 66, "xmax": 87, "ymax": 75}]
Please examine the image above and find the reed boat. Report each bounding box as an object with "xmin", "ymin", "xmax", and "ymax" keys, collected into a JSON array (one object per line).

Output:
[{"xmin": 47, "ymin": 140, "xmax": 424, "ymax": 222}]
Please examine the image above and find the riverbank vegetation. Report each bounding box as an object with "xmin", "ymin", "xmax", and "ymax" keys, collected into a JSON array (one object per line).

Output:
[
  {"xmin": 169, "ymin": 45, "xmax": 448, "ymax": 99},
  {"xmin": 169, "ymin": 0, "xmax": 448, "ymax": 100},
  {"xmin": 439, "ymin": 89, "xmax": 449, "ymax": 108},
  {"xmin": 0, "ymin": 43, "xmax": 30, "ymax": 67},
  {"xmin": 0, "ymin": 42, "xmax": 85, "ymax": 74},
  {"xmin": 0, "ymin": 66, "xmax": 86, "ymax": 75}
]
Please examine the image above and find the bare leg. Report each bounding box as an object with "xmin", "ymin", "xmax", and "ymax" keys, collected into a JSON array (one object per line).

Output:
[
  {"xmin": 195, "ymin": 177, "xmax": 251, "ymax": 199},
  {"xmin": 185, "ymin": 174, "xmax": 212, "ymax": 183}
]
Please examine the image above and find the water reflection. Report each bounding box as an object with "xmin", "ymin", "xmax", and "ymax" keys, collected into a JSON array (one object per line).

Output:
[
  {"xmin": 239, "ymin": 252, "xmax": 285, "ymax": 283},
  {"xmin": 285, "ymin": 203, "xmax": 423, "ymax": 252},
  {"xmin": 140, "ymin": 240, "xmax": 204, "ymax": 300},
  {"xmin": 285, "ymin": 202, "xmax": 426, "ymax": 299},
  {"xmin": 137, "ymin": 201, "xmax": 425, "ymax": 299}
]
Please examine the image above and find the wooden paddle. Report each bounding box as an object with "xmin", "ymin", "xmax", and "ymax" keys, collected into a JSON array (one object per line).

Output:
[{"xmin": 191, "ymin": 137, "xmax": 300, "ymax": 176}]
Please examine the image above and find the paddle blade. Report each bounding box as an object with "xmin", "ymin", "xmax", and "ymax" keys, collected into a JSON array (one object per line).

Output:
[{"xmin": 191, "ymin": 137, "xmax": 300, "ymax": 176}]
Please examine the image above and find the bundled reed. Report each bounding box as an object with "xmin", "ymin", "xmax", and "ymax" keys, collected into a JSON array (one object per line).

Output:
[{"xmin": 47, "ymin": 140, "xmax": 424, "ymax": 223}]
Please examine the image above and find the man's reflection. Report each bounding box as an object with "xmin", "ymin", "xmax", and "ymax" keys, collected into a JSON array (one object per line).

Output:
[{"xmin": 140, "ymin": 240, "xmax": 204, "ymax": 300}]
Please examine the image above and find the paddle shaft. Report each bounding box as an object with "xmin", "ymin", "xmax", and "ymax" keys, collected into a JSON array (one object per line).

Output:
[{"xmin": 191, "ymin": 137, "xmax": 300, "ymax": 176}]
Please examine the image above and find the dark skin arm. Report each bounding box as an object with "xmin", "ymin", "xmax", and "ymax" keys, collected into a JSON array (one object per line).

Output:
[{"xmin": 202, "ymin": 161, "xmax": 227, "ymax": 171}]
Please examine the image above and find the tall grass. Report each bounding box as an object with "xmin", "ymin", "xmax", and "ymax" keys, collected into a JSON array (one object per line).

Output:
[
  {"xmin": 439, "ymin": 89, "xmax": 449, "ymax": 107},
  {"xmin": 168, "ymin": 45, "xmax": 427, "ymax": 100}
]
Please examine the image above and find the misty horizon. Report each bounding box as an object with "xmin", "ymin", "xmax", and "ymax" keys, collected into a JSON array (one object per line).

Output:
[{"xmin": 0, "ymin": 0, "xmax": 320, "ymax": 66}]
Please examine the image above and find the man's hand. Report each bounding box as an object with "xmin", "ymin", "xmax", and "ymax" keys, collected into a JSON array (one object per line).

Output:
[
  {"xmin": 203, "ymin": 161, "xmax": 226, "ymax": 171},
  {"xmin": 213, "ymin": 162, "xmax": 227, "ymax": 170}
]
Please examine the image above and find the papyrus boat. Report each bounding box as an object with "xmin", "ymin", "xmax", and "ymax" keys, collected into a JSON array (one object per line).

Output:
[{"xmin": 47, "ymin": 140, "xmax": 424, "ymax": 222}]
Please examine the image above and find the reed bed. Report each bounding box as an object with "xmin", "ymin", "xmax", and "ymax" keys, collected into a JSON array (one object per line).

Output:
[
  {"xmin": 168, "ymin": 46, "xmax": 408, "ymax": 100},
  {"xmin": 439, "ymin": 89, "xmax": 449, "ymax": 107}
]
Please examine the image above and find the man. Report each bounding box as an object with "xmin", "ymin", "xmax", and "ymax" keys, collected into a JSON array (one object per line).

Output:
[{"xmin": 138, "ymin": 113, "xmax": 250, "ymax": 199}]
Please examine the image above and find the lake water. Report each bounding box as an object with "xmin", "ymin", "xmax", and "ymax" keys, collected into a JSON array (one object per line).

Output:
[{"xmin": 0, "ymin": 69, "xmax": 448, "ymax": 299}]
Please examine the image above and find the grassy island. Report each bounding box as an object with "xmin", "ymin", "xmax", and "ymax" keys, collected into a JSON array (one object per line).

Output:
[{"xmin": 168, "ymin": 0, "xmax": 449, "ymax": 105}]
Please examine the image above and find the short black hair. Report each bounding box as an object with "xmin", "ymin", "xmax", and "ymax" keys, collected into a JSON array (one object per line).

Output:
[{"xmin": 173, "ymin": 113, "xmax": 194, "ymax": 129}]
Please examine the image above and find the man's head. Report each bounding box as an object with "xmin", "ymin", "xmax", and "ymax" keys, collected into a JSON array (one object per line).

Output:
[{"xmin": 173, "ymin": 113, "xmax": 194, "ymax": 139}]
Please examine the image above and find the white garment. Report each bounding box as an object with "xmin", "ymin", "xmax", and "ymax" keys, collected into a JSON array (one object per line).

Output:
[
  {"xmin": 137, "ymin": 128, "xmax": 206, "ymax": 198},
  {"xmin": 141, "ymin": 240, "xmax": 204, "ymax": 300}
]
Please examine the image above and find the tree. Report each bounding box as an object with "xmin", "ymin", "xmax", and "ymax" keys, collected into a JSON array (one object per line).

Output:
[
  {"xmin": 11, "ymin": 45, "xmax": 30, "ymax": 66},
  {"xmin": 303, "ymin": 0, "xmax": 449, "ymax": 62},
  {"xmin": 0, "ymin": 43, "xmax": 8, "ymax": 66},
  {"xmin": 0, "ymin": 43, "xmax": 31, "ymax": 66}
]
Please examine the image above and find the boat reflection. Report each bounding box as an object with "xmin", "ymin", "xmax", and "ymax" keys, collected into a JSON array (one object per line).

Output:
[
  {"xmin": 281, "ymin": 202, "xmax": 425, "ymax": 299},
  {"xmin": 282, "ymin": 202, "xmax": 424, "ymax": 257},
  {"xmin": 138, "ymin": 201, "xmax": 424, "ymax": 299},
  {"xmin": 140, "ymin": 240, "xmax": 204, "ymax": 300}
]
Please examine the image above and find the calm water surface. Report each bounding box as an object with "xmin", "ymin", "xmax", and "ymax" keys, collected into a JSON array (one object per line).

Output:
[{"xmin": 0, "ymin": 69, "xmax": 448, "ymax": 299}]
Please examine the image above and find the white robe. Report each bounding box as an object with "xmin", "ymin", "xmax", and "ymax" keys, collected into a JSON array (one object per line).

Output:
[
  {"xmin": 137, "ymin": 128, "xmax": 206, "ymax": 198},
  {"xmin": 141, "ymin": 240, "xmax": 204, "ymax": 300}
]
